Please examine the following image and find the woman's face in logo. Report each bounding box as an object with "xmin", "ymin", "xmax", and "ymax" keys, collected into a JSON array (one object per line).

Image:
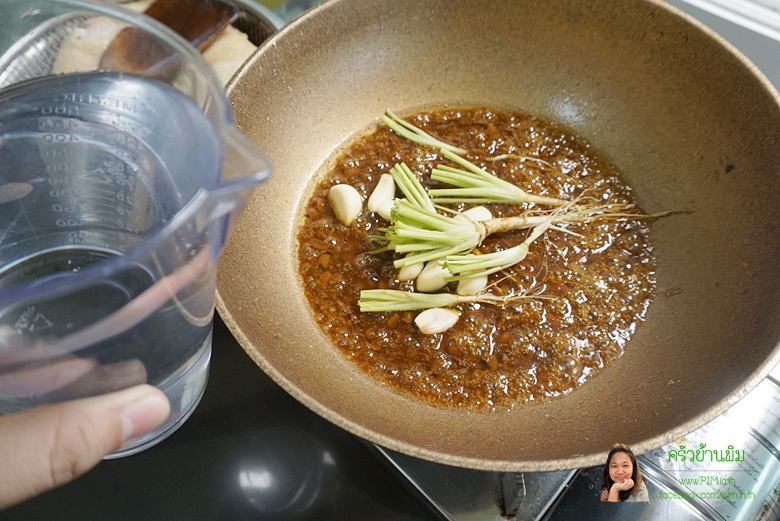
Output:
[{"xmin": 608, "ymin": 452, "xmax": 633, "ymax": 483}]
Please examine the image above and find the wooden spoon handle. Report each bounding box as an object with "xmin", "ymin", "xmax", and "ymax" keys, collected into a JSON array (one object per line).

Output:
[{"xmin": 99, "ymin": 0, "xmax": 239, "ymax": 75}]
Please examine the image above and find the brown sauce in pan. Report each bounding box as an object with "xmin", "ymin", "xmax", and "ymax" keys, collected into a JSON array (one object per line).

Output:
[{"xmin": 297, "ymin": 107, "xmax": 655, "ymax": 411}]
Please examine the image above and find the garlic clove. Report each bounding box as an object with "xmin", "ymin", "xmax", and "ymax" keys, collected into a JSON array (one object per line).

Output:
[
  {"xmin": 376, "ymin": 198, "xmax": 395, "ymax": 221},
  {"xmin": 456, "ymin": 274, "xmax": 489, "ymax": 295},
  {"xmin": 328, "ymin": 184, "xmax": 362, "ymax": 225},
  {"xmin": 415, "ymin": 307, "xmax": 460, "ymax": 334},
  {"xmin": 416, "ymin": 261, "xmax": 450, "ymax": 292},
  {"xmin": 397, "ymin": 261, "xmax": 424, "ymax": 281},
  {"xmin": 367, "ymin": 173, "xmax": 396, "ymax": 214},
  {"xmin": 454, "ymin": 205, "xmax": 493, "ymax": 223}
]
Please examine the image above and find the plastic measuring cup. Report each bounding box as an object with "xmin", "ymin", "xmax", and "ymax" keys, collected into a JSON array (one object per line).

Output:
[{"xmin": 0, "ymin": 0, "xmax": 270, "ymax": 456}]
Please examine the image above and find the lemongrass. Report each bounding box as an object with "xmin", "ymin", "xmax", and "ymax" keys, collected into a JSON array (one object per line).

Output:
[
  {"xmin": 383, "ymin": 196, "xmax": 672, "ymax": 269},
  {"xmin": 358, "ymin": 288, "xmax": 540, "ymax": 312},
  {"xmin": 389, "ymin": 162, "xmax": 435, "ymax": 212},
  {"xmin": 383, "ymin": 194, "xmax": 673, "ymax": 279},
  {"xmin": 486, "ymin": 153, "xmax": 554, "ymax": 169},
  {"xmin": 386, "ymin": 201, "xmax": 588, "ymax": 267},
  {"xmin": 385, "ymin": 199, "xmax": 481, "ymax": 267},
  {"xmin": 430, "ymin": 149, "xmax": 569, "ymax": 207},
  {"xmin": 444, "ymin": 245, "xmax": 529, "ymax": 280},
  {"xmin": 359, "ymin": 289, "xmax": 463, "ymax": 312},
  {"xmin": 550, "ymin": 224, "xmax": 584, "ymax": 237},
  {"xmin": 444, "ymin": 209, "xmax": 557, "ymax": 279},
  {"xmin": 479, "ymin": 203, "xmax": 675, "ymax": 237},
  {"xmin": 383, "ymin": 109, "xmax": 467, "ymax": 155}
]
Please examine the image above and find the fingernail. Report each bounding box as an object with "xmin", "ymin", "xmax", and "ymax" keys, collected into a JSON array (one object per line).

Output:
[{"xmin": 121, "ymin": 392, "xmax": 171, "ymax": 442}]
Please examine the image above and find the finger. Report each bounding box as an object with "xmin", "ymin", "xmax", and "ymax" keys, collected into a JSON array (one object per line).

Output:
[
  {"xmin": 0, "ymin": 384, "xmax": 169, "ymax": 509},
  {"xmin": 0, "ymin": 357, "xmax": 98, "ymax": 398},
  {"xmin": 48, "ymin": 359, "xmax": 148, "ymax": 401}
]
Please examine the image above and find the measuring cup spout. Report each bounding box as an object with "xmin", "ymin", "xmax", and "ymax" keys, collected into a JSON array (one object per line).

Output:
[{"xmin": 205, "ymin": 128, "xmax": 271, "ymax": 252}]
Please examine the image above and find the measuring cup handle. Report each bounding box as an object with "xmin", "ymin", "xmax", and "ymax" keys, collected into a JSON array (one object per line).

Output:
[
  {"xmin": 210, "ymin": 127, "xmax": 270, "ymax": 217},
  {"xmin": 206, "ymin": 127, "xmax": 271, "ymax": 252}
]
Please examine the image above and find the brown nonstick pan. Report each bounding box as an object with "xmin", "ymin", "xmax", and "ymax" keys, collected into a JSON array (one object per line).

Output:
[{"xmin": 216, "ymin": 0, "xmax": 780, "ymax": 471}]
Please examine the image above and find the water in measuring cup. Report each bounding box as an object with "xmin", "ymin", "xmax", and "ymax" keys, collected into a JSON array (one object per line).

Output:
[
  {"xmin": 0, "ymin": 246, "xmax": 214, "ymax": 448},
  {"xmin": 0, "ymin": 72, "xmax": 222, "ymax": 454}
]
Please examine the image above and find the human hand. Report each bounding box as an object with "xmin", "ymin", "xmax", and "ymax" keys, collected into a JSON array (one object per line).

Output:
[
  {"xmin": 611, "ymin": 478, "xmax": 635, "ymax": 492},
  {"xmin": 0, "ymin": 384, "xmax": 170, "ymax": 509}
]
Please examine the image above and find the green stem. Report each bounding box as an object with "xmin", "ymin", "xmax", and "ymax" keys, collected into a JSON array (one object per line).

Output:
[
  {"xmin": 386, "ymin": 199, "xmax": 482, "ymax": 266},
  {"xmin": 390, "ymin": 162, "xmax": 435, "ymax": 212},
  {"xmin": 443, "ymin": 211, "xmax": 558, "ymax": 279},
  {"xmin": 444, "ymin": 245, "xmax": 529, "ymax": 280},
  {"xmin": 431, "ymin": 149, "xmax": 569, "ymax": 207},
  {"xmin": 358, "ymin": 288, "xmax": 541, "ymax": 312},
  {"xmin": 383, "ymin": 110, "xmax": 467, "ymax": 155}
]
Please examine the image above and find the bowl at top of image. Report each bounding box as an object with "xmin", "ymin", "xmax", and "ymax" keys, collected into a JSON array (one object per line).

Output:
[{"xmin": 215, "ymin": 0, "xmax": 780, "ymax": 471}]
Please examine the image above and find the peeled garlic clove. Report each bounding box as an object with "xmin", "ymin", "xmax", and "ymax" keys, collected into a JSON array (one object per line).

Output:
[
  {"xmin": 397, "ymin": 262, "xmax": 424, "ymax": 281},
  {"xmin": 415, "ymin": 308, "xmax": 460, "ymax": 334},
  {"xmin": 328, "ymin": 184, "xmax": 362, "ymax": 225},
  {"xmin": 367, "ymin": 174, "xmax": 396, "ymax": 213},
  {"xmin": 376, "ymin": 198, "xmax": 395, "ymax": 221},
  {"xmin": 455, "ymin": 205, "xmax": 493, "ymax": 223},
  {"xmin": 380, "ymin": 196, "xmax": 406, "ymax": 222},
  {"xmin": 456, "ymin": 274, "xmax": 489, "ymax": 295},
  {"xmin": 416, "ymin": 261, "xmax": 450, "ymax": 292}
]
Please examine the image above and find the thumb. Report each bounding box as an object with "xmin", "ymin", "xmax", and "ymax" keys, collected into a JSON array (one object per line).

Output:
[{"xmin": 0, "ymin": 384, "xmax": 170, "ymax": 509}]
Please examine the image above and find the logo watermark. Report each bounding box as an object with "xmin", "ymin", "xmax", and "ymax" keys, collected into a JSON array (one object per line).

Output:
[
  {"xmin": 656, "ymin": 443, "xmax": 759, "ymax": 504},
  {"xmin": 666, "ymin": 442, "xmax": 745, "ymax": 463},
  {"xmin": 678, "ymin": 475, "xmax": 736, "ymax": 487},
  {"xmin": 660, "ymin": 488, "xmax": 756, "ymax": 501}
]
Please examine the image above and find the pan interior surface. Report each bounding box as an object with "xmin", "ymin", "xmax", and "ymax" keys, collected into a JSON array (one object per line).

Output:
[{"xmin": 217, "ymin": 0, "xmax": 780, "ymax": 471}]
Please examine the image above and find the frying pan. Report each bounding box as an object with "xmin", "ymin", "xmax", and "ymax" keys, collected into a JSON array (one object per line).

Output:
[{"xmin": 216, "ymin": 0, "xmax": 780, "ymax": 471}]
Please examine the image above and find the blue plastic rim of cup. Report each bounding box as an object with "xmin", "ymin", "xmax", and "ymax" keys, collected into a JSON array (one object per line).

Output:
[{"xmin": 0, "ymin": 0, "xmax": 270, "ymax": 457}]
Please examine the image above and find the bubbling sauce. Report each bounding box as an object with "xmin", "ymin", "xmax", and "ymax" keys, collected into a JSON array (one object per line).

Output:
[{"xmin": 297, "ymin": 107, "xmax": 655, "ymax": 411}]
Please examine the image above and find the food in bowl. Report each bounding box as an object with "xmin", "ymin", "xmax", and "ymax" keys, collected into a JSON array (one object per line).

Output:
[
  {"xmin": 52, "ymin": 0, "xmax": 259, "ymax": 84},
  {"xmin": 297, "ymin": 105, "xmax": 663, "ymax": 411}
]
